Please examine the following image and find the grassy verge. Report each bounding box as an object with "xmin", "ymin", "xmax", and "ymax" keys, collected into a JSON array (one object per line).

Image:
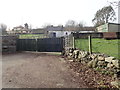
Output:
[
  {"xmin": 75, "ymin": 38, "xmax": 120, "ymax": 59},
  {"xmin": 19, "ymin": 34, "xmax": 45, "ymax": 39}
]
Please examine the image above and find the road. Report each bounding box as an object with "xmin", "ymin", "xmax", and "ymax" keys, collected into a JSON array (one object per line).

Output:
[{"xmin": 2, "ymin": 52, "xmax": 87, "ymax": 88}]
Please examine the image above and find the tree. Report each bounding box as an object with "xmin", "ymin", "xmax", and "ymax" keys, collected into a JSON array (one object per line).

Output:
[
  {"xmin": 92, "ymin": 5, "xmax": 116, "ymax": 27},
  {"xmin": 109, "ymin": 0, "xmax": 120, "ymax": 8},
  {"xmin": 109, "ymin": 0, "xmax": 120, "ymax": 23},
  {"xmin": 65, "ymin": 20, "xmax": 77, "ymax": 27},
  {"xmin": 0, "ymin": 23, "xmax": 7, "ymax": 35},
  {"xmin": 74, "ymin": 21, "xmax": 86, "ymax": 32},
  {"xmin": 42, "ymin": 23, "xmax": 53, "ymax": 28},
  {"xmin": 77, "ymin": 21, "xmax": 86, "ymax": 27},
  {"xmin": 24, "ymin": 23, "xmax": 29, "ymax": 29}
]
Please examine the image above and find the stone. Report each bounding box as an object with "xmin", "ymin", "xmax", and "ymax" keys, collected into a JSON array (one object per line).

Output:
[
  {"xmin": 81, "ymin": 52, "xmax": 88, "ymax": 58},
  {"xmin": 81, "ymin": 60, "xmax": 87, "ymax": 65},
  {"xmin": 69, "ymin": 50, "xmax": 73, "ymax": 53},
  {"xmin": 111, "ymin": 80, "xmax": 120, "ymax": 88},
  {"xmin": 69, "ymin": 48, "xmax": 74, "ymax": 53},
  {"xmin": 105, "ymin": 57, "xmax": 116, "ymax": 63},
  {"xmin": 74, "ymin": 55, "xmax": 78, "ymax": 59},
  {"xmin": 56, "ymin": 83, "xmax": 64, "ymax": 87},
  {"xmin": 72, "ymin": 52, "xmax": 75, "ymax": 58},
  {"xmin": 107, "ymin": 63, "xmax": 114, "ymax": 68},
  {"xmin": 90, "ymin": 54, "xmax": 98, "ymax": 60},
  {"xmin": 67, "ymin": 55, "xmax": 72, "ymax": 59},
  {"xmin": 97, "ymin": 61, "xmax": 104, "ymax": 66},
  {"xmin": 69, "ymin": 53, "xmax": 73, "ymax": 57},
  {"xmin": 97, "ymin": 56, "xmax": 105, "ymax": 61},
  {"xmin": 78, "ymin": 54, "xmax": 83, "ymax": 59},
  {"xmin": 97, "ymin": 61, "xmax": 107, "ymax": 68},
  {"xmin": 73, "ymin": 50, "xmax": 79, "ymax": 59},
  {"xmin": 78, "ymin": 53, "xmax": 85, "ymax": 59},
  {"xmin": 92, "ymin": 59, "xmax": 98, "ymax": 68},
  {"xmin": 79, "ymin": 51, "xmax": 84, "ymax": 54},
  {"xmin": 112, "ymin": 60, "xmax": 120, "ymax": 68},
  {"xmin": 68, "ymin": 60, "xmax": 73, "ymax": 62},
  {"xmin": 87, "ymin": 60, "xmax": 93, "ymax": 68},
  {"xmin": 84, "ymin": 51, "xmax": 89, "ymax": 55},
  {"xmin": 74, "ymin": 50, "xmax": 79, "ymax": 55}
]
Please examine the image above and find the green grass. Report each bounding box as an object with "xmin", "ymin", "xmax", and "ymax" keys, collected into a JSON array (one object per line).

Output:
[
  {"xmin": 75, "ymin": 38, "xmax": 120, "ymax": 59},
  {"xmin": 75, "ymin": 38, "xmax": 89, "ymax": 51},
  {"xmin": 19, "ymin": 34, "xmax": 45, "ymax": 39}
]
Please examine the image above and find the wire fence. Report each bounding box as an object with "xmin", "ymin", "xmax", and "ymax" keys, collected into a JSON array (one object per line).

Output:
[
  {"xmin": 64, "ymin": 34, "xmax": 73, "ymax": 50},
  {"xmin": 75, "ymin": 38, "xmax": 89, "ymax": 51},
  {"xmin": 75, "ymin": 37, "xmax": 120, "ymax": 59}
]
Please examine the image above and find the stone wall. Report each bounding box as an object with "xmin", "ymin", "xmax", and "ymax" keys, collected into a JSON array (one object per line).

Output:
[
  {"xmin": 64, "ymin": 48, "xmax": 120, "ymax": 88},
  {"xmin": 1, "ymin": 35, "xmax": 18, "ymax": 53}
]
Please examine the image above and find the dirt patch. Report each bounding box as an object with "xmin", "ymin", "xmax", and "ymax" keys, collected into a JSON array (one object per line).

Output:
[{"xmin": 66, "ymin": 59, "xmax": 114, "ymax": 88}]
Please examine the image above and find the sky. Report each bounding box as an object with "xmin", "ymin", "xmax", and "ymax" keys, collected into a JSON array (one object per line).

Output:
[{"xmin": 0, "ymin": 0, "xmax": 119, "ymax": 30}]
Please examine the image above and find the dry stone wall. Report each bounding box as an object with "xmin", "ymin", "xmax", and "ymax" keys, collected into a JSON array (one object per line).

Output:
[{"xmin": 64, "ymin": 48, "xmax": 120, "ymax": 88}]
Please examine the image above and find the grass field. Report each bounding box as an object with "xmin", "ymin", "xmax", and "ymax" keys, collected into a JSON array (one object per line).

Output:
[
  {"xmin": 19, "ymin": 34, "xmax": 45, "ymax": 39},
  {"xmin": 75, "ymin": 38, "xmax": 120, "ymax": 59}
]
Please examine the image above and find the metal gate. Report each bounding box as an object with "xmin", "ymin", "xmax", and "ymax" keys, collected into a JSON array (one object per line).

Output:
[{"xmin": 17, "ymin": 37, "xmax": 64, "ymax": 52}]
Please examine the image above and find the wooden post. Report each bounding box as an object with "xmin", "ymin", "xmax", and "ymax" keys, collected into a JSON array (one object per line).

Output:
[
  {"xmin": 73, "ymin": 36, "xmax": 75, "ymax": 48},
  {"xmin": 88, "ymin": 35, "xmax": 92, "ymax": 54}
]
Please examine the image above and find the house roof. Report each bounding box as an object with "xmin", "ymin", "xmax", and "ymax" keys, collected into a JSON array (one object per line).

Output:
[
  {"xmin": 64, "ymin": 26, "xmax": 95, "ymax": 31},
  {"xmin": 31, "ymin": 28, "xmax": 45, "ymax": 33},
  {"xmin": 63, "ymin": 27, "xmax": 77, "ymax": 31},
  {"xmin": 32, "ymin": 28, "xmax": 45, "ymax": 31},
  {"xmin": 96, "ymin": 23, "xmax": 120, "ymax": 28},
  {"xmin": 45, "ymin": 25, "xmax": 64, "ymax": 31},
  {"xmin": 78, "ymin": 27, "xmax": 95, "ymax": 31},
  {"xmin": 13, "ymin": 25, "xmax": 24, "ymax": 29}
]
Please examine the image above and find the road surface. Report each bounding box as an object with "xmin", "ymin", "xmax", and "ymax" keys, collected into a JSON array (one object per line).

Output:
[{"xmin": 2, "ymin": 52, "xmax": 87, "ymax": 88}]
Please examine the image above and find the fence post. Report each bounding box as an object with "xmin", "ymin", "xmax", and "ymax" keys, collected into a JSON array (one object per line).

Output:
[
  {"xmin": 73, "ymin": 36, "xmax": 75, "ymax": 48},
  {"xmin": 88, "ymin": 35, "xmax": 92, "ymax": 54}
]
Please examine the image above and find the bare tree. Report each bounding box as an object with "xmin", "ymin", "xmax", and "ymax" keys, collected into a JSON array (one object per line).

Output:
[
  {"xmin": 92, "ymin": 5, "xmax": 116, "ymax": 27},
  {"xmin": 77, "ymin": 21, "xmax": 86, "ymax": 27},
  {"xmin": 0, "ymin": 23, "xmax": 7, "ymax": 35},
  {"xmin": 75, "ymin": 21, "xmax": 86, "ymax": 32},
  {"xmin": 42, "ymin": 23, "xmax": 53, "ymax": 29},
  {"xmin": 109, "ymin": 0, "xmax": 120, "ymax": 8},
  {"xmin": 65, "ymin": 20, "xmax": 77, "ymax": 27},
  {"xmin": 109, "ymin": 0, "xmax": 120, "ymax": 23},
  {"xmin": 24, "ymin": 23, "xmax": 29, "ymax": 29}
]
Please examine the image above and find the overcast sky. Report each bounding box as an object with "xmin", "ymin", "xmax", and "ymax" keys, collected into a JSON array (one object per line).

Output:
[{"xmin": 0, "ymin": 0, "xmax": 118, "ymax": 29}]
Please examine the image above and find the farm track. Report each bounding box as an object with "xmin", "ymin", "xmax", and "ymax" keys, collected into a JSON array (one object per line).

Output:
[
  {"xmin": 2, "ymin": 52, "xmax": 86, "ymax": 88},
  {"xmin": 2, "ymin": 52, "xmax": 113, "ymax": 88}
]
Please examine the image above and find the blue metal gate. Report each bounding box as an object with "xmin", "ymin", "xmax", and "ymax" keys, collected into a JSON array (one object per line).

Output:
[{"xmin": 17, "ymin": 37, "xmax": 64, "ymax": 52}]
